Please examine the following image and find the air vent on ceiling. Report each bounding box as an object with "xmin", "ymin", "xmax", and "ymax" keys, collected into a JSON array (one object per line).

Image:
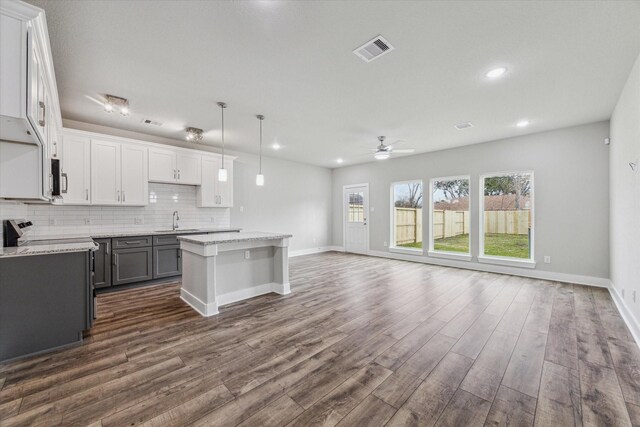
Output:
[
  {"xmin": 454, "ymin": 122, "xmax": 474, "ymax": 130},
  {"xmin": 141, "ymin": 118, "xmax": 162, "ymax": 126},
  {"xmin": 353, "ymin": 35, "xmax": 394, "ymax": 63}
]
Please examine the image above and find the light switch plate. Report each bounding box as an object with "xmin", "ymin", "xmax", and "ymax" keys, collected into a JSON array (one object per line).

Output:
[{"xmin": 244, "ymin": 250, "xmax": 250, "ymax": 259}]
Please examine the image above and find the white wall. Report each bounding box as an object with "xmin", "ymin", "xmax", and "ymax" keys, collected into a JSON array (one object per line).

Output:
[
  {"xmin": 610, "ymin": 53, "xmax": 640, "ymax": 335},
  {"xmin": 332, "ymin": 121, "xmax": 610, "ymax": 283}
]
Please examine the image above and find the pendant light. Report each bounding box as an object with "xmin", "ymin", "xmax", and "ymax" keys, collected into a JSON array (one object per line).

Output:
[
  {"xmin": 256, "ymin": 115, "xmax": 265, "ymax": 186},
  {"xmin": 217, "ymin": 102, "xmax": 228, "ymax": 182}
]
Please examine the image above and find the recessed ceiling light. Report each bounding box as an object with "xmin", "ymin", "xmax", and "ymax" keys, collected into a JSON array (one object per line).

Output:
[
  {"xmin": 516, "ymin": 120, "xmax": 530, "ymax": 128},
  {"xmin": 272, "ymin": 142, "xmax": 281, "ymax": 150},
  {"xmin": 336, "ymin": 158, "xmax": 344, "ymax": 164},
  {"xmin": 485, "ymin": 67, "xmax": 507, "ymax": 79}
]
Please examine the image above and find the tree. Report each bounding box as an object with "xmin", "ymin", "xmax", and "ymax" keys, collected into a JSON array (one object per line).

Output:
[
  {"xmin": 433, "ymin": 179, "xmax": 469, "ymax": 200},
  {"xmin": 484, "ymin": 174, "xmax": 531, "ymax": 209},
  {"xmin": 395, "ymin": 183, "xmax": 423, "ymax": 208}
]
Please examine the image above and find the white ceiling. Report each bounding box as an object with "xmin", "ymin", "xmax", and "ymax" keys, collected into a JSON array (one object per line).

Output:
[{"xmin": 29, "ymin": 0, "xmax": 640, "ymax": 168}]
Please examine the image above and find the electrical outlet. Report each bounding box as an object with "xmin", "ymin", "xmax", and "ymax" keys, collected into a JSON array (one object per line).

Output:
[
  {"xmin": 544, "ymin": 256, "xmax": 551, "ymax": 264},
  {"xmin": 244, "ymin": 250, "xmax": 250, "ymax": 260},
  {"xmin": 239, "ymin": 206, "xmax": 244, "ymax": 213},
  {"xmin": 370, "ymin": 206, "xmax": 375, "ymax": 212},
  {"xmin": 49, "ymin": 218, "xmax": 58, "ymax": 226},
  {"xmin": 383, "ymin": 241, "xmax": 388, "ymax": 247},
  {"xmin": 84, "ymin": 218, "xmax": 92, "ymax": 225},
  {"xmin": 134, "ymin": 217, "xmax": 143, "ymax": 225}
]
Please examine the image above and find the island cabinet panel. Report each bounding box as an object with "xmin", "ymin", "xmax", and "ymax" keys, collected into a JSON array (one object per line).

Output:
[
  {"xmin": 112, "ymin": 247, "xmax": 153, "ymax": 286},
  {"xmin": 94, "ymin": 238, "xmax": 112, "ymax": 288},
  {"xmin": 153, "ymin": 244, "xmax": 182, "ymax": 279}
]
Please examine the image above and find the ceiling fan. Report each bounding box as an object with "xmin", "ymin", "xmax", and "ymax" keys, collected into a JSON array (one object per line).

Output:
[{"xmin": 372, "ymin": 136, "xmax": 415, "ymax": 160}]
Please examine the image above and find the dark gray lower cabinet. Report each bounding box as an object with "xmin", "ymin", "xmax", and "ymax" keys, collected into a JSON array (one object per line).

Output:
[
  {"xmin": 112, "ymin": 247, "xmax": 153, "ymax": 286},
  {"xmin": 153, "ymin": 244, "xmax": 182, "ymax": 279},
  {"xmin": 94, "ymin": 238, "xmax": 112, "ymax": 288}
]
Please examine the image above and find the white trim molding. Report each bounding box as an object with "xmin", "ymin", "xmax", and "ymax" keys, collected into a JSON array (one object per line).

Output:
[
  {"xmin": 609, "ymin": 284, "xmax": 640, "ymax": 348},
  {"xmin": 478, "ymin": 255, "xmax": 536, "ymax": 269},
  {"xmin": 367, "ymin": 249, "xmax": 610, "ymax": 288},
  {"xmin": 289, "ymin": 246, "xmax": 337, "ymax": 257},
  {"xmin": 428, "ymin": 251, "xmax": 472, "ymax": 262}
]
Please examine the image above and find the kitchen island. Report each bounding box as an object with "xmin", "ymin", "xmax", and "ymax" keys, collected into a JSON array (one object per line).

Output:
[{"xmin": 178, "ymin": 231, "xmax": 292, "ymax": 316}]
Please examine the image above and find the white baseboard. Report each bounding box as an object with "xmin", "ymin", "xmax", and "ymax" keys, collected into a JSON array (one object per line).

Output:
[
  {"xmin": 609, "ymin": 284, "xmax": 640, "ymax": 348},
  {"xmin": 217, "ymin": 282, "xmax": 289, "ymax": 307},
  {"xmin": 180, "ymin": 288, "xmax": 218, "ymax": 317},
  {"xmin": 365, "ymin": 249, "xmax": 610, "ymax": 288},
  {"xmin": 289, "ymin": 246, "xmax": 344, "ymax": 257}
]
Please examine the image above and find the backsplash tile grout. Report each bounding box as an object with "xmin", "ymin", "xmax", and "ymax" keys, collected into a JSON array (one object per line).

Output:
[{"xmin": 1, "ymin": 183, "xmax": 230, "ymax": 239}]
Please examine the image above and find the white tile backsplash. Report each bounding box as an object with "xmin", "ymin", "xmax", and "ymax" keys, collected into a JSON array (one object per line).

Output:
[{"xmin": 2, "ymin": 183, "xmax": 230, "ymax": 239}]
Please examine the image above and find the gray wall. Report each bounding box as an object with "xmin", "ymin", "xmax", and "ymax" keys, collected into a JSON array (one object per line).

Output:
[
  {"xmin": 332, "ymin": 121, "xmax": 610, "ymax": 280},
  {"xmin": 229, "ymin": 150, "xmax": 333, "ymax": 253},
  {"xmin": 610, "ymin": 53, "xmax": 640, "ymax": 324}
]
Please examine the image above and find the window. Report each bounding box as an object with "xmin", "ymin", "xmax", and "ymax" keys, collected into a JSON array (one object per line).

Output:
[
  {"xmin": 348, "ymin": 191, "xmax": 364, "ymax": 222},
  {"xmin": 430, "ymin": 176, "xmax": 470, "ymax": 256},
  {"xmin": 480, "ymin": 172, "xmax": 534, "ymax": 265},
  {"xmin": 391, "ymin": 181, "xmax": 423, "ymax": 250}
]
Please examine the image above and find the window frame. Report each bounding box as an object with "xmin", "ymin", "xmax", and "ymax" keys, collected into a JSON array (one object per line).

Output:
[
  {"xmin": 389, "ymin": 179, "xmax": 424, "ymax": 254},
  {"xmin": 478, "ymin": 170, "xmax": 536, "ymax": 268},
  {"xmin": 428, "ymin": 175, "xmax": 472, "ymax": 261}
]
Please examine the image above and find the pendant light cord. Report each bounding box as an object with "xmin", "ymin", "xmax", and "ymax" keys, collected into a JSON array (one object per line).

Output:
[
  {"xmin": 259, "ymin": 118, "xmax": 263, "ymax": 174},
  {"xmin": 220, "ymin": 105, "xmax": 225, "ymax": 169}
]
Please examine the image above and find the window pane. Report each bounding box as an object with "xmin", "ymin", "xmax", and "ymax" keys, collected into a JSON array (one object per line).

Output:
[
  {"xmin": 432, "ymin": 178, "xmax": 470, "ymax": 253},
  {"xmin": 348, "ymin": 192, "xmax": 364, "ymax": 222},
  {"xmin": 483, "ymin": 173, "xmax": 532, "ymax": 259},
  {"xmin": 392, "ymin": 182, "xmax": 423, "ymax": 249}
]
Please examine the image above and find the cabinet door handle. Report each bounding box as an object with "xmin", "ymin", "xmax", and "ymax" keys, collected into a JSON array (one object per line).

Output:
[
  {"xmin": 85, "ymin": 189, "xmax": 89, "ymax": 201},
  {"xmin": 106, "ymin": 241, "xmax": 110, "ymax": 256},
  {"xmin": 117, "ymin": 190, "xmax": 120, "ymax": 202},
  {"xmin": 173, "ymin": 169, "xmax": 176, "ymax": 179},
  {"xmin": 61, "ymin": 172, "xmax": 68, "ymax": 193},
  {"xmin": 177, "ymin": 169, "xmax": 180, "ymax": 180},
  {"xmin": 52, "ymin": 141, "xmax": 57, "ymax": 157},
  {"xmin": 122, "ymin": 190, "xmax": 125, "ymax": 203},
  {"xmin": 112, "ymin": 253, "xmax": 118, "ymax": 266},
  {"xmin": 38, "ymin": 101, "xmax": 46, "ymax": 127}
]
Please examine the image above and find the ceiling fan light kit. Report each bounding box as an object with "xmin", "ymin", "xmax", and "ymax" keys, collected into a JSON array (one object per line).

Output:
[{"xmin": 217, "ymin": 102, "xmax": 228, "ymax": 182}]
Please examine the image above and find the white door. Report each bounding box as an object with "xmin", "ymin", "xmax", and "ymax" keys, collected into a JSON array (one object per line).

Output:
[
  {"xmin": 61, "ymin": 135, "xmax": 91, "ymax": 205},
  {"xmin": 91, "ymin": 139, "xmax": 121, "ymax": 205},
  {"xmin": 176, "ymin": 152, "xmax": 201, "ymax": 185},
  {"xmin": 121, "ymin": 144, "xmax": 148, "ymax": 206},
  {"xmin": 344, "ymin": 184, "xmax": 369, "ymax": 254},
  {"xmin": 148, "ymin": 147, "xmax": 176, "ymax": 183}
]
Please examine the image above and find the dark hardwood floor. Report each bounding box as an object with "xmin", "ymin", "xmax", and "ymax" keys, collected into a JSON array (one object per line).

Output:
[{"xmin": 1, "ymin": 252, "xmax": 638, "ymax": 426}]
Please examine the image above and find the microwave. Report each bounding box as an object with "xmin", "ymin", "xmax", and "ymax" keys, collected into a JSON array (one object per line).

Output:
[{"xmin": 50, "ymin": 158, "xmax": 67, "ymax": 199}]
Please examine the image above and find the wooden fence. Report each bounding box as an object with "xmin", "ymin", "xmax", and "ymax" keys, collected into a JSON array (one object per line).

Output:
[
  {"xmin": 395, "ymin": 208, "xmax": 423, "ymax": 244},
  {"xmin": 484, "ymin": 209, "xmax": 531, "ymax": 235},
  {"xmin": 433, "ymin": 210, "xmax": 469, "ymax": 240}
]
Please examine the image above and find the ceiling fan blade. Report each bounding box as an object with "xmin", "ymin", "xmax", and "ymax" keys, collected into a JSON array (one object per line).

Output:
[
  {"xmin": 387, "ymin": 139, "xmax": 407, "ymax": 146},
  {"xmin": 391, "ymin": 148, "xmax": 415, "ymax": 153}
]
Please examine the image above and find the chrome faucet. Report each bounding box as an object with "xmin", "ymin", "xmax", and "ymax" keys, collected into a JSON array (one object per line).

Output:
[{"xmin": 172, "ymin": 211, "xmax": 180, "ymax": 231}]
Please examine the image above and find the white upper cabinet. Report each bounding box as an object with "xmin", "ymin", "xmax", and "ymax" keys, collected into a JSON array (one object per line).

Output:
[
  {"xmin": 91, "ymin": 139, "xmax": 121, "ymax": 205},
  {"xmin": 0, "ymin": 3, "xmax": 61, "ymax": 148},
  {"xmin": 120, "ymin": 144, "xmax": 148, "ymax": 206},
  {"xmin": 148, "ymin": 147, "xmax": 176, "ymax": 183},
  {"xmin": 90, "ymin": 139, "xmax": 148, "ymax": 206},
  {"xmin": 197, "ymin": 156, "xmax": 234, "ymax": 208},
  {"xmin": 176, "ymin": 152, "xmax": 201, "ymax": 185},
  {"xmin": 148, "ymin": 147, "xmax": 202, "ymax": 185},
  {"xmin": 61, "ymin": 135, "xmax": 91, "ymax": 205}
]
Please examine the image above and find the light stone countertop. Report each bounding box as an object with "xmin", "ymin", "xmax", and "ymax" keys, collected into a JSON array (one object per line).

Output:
[
  {"xmin": 0, "ymin": 241, "xmax": 98, "ymax": 258},
  {"xmin": 20, "ymin": 228, "xmax": 242, "ymax": 241},
  {"xmin": 177, "ymin": 231, "xmax": 292, "ymax": 246}
]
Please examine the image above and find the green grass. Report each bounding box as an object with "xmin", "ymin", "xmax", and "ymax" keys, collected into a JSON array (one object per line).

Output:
[
  {"xmin": 433, "ymin": 234, "xmax": 469, "ymax": 253},
  {"xmin": 483, "ymin": 233, "xmax": 529, "ymax": 259},
  {"xmin": 398, "ymin": 241, "xmax": 423, "ymax": 249},
  {"xmin": 432, "ymin": 233, "xmax": 530, "ymax": 258}
]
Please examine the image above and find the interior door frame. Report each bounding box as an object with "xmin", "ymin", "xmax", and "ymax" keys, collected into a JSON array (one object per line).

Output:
[{"xmin": 342, "ymin": 183, "xmax": 370, "ymax": 254}]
